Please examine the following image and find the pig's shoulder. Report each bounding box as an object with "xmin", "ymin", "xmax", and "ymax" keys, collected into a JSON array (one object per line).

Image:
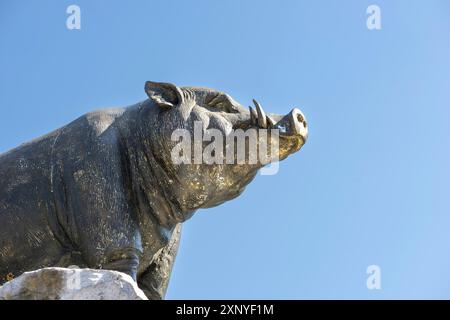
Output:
[{"xmin": 81, "ymin": 107, "xmax": 126, "ymax": 136}]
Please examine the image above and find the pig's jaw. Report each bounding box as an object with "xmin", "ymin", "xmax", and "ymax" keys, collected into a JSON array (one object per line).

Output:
[{"xmin": 277, "ymin": 135, "xmax": 305, "ymax": 161}]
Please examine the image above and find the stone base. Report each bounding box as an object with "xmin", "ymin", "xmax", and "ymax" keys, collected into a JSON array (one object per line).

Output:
[{"xmin": 0, "ymin": 267, "xmax": 148, "ymax": 300}]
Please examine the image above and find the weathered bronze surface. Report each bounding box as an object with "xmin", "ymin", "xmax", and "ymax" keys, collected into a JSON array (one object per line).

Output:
[{"xmin": 0, "ymin": 81, "xmax": 308, "ymax": 299}]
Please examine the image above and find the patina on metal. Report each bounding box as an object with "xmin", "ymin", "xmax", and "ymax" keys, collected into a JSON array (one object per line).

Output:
[{"xmin": 0, "ymin": 81, "xmax": 308, "ymax": 299}]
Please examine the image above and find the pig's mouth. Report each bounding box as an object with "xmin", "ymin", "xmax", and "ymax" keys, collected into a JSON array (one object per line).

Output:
[{"xmin": 234, "ymin": 99, "xmax": 308, "ymax": 160}]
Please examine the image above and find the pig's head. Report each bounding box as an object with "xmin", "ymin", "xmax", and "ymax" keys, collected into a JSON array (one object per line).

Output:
[{"xmin": 140, "ymin": 81, "xmax": 307, "ymax": 219}]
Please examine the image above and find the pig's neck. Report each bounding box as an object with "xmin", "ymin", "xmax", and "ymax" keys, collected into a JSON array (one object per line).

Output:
[{"xmin": 116, "ymin": 102, "xmax": 194, "ymax": 229}]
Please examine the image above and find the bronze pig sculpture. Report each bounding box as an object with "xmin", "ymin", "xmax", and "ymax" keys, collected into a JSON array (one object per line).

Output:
[{"xmin": 0, "ymin": 81, "xmax": 308, "ymax": 299}]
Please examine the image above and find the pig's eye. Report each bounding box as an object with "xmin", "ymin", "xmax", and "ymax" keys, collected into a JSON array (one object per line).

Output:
[
  {"xmin": 205, "ymin": 93, "xmax": 239, "ymax": 114},
  {"xmin": 212, "ymin": 102, "xmax": 237, "ymax": 113}
]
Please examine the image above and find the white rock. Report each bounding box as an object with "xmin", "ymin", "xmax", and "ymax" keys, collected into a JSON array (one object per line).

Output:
[{"xmin": 0, "ymin": 267, "xmax": 148, "ymax": 300}]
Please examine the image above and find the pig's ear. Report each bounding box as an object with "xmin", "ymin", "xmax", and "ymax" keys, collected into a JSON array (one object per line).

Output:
[{"xmin": 145, "ymin": 81, "xmax": 184, "ymax": 109}]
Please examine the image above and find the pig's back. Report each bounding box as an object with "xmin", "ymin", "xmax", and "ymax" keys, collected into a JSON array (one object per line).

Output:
[{"xmin": 0, "ymin": 107, "xmax": 128, "ymax": 283}]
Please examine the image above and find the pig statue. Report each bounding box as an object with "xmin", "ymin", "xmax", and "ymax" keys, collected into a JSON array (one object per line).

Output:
[{"xmin": 0, "ymin": 81, "xmax": 308, "ymax": 299}]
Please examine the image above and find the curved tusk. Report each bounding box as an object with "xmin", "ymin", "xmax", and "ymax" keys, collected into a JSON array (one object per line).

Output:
[
  {"xmin": 253, "ymin": 99, "xmax": 267, "ymax": 128},
  {"xmin": 249, "ymin": 106, "xmax": 258, "ymax": 125},
  {"xmin": 266, "ymin": 115, "xmax": 276, "ymax": 127}
]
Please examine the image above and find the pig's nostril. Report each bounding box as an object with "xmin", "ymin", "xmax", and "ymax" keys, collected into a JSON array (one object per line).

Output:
[{"xmin": 296, "ymin": 114, "xmax": 304, "ymax": 123}]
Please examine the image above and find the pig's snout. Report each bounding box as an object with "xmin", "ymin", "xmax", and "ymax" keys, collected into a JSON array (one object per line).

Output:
[
  {"xmin": 247, "ymin": 99, "xmax": 308, "ymax": 156},
  {"xmin": 275, "ymin": 108, "xmax": 308, "ymax": 143}
]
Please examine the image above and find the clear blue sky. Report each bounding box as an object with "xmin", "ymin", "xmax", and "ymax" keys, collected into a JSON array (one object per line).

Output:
[{"xmin": 1, "ymin": 1, "xmax": 450, "ymax": 299}]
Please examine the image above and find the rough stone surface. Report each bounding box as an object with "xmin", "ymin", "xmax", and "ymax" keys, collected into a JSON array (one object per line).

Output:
[{"xmin": 0, "ymin": 267, "xmax": 148, "ymax": 300}]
